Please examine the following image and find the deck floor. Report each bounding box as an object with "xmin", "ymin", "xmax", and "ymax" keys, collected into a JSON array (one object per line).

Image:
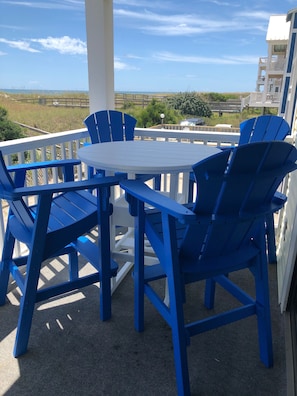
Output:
[{"xmin": 0, "ymin": 253, "xmax": 287, "ymax": 396}]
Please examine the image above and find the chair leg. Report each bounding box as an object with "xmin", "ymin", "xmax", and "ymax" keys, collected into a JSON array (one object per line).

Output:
[
  {"xmin": 154, "ymin": 175, "xmax": 161, "ymax": 191},
  {"xmin": 14, "ymin": 254, "xmax": 43, "ymax": 357},
  {"xmin": 254, "ymin": 252, "xmax": 273, "ymax": 367},
  {"xmin": 266, "ymin": 213, "xmax": 277, "ymax": 264},
  {"xmin": 167, "ymin": 271, "xmax": 191, "ymax": 395},
  {"xmin": 171, "ymin": 321, "xmax": 191, "ymax": 396},
  {"xmin": 69, "ymin": 249, "xmax": 79, "ymax": 280},
  {"xmin": 0, "ymin": 230, "xmax": 15, "ymax": 305},
  {"xmin": 204, "ymin": 278, "xmax": 216, "ymax": 309},
  {"xmin": 134, "ymin": 262, "xmax": 145, "ymax": 332},
  {"xmin": 134, "ymin": 204, "xmax": 145, "ymax": 332},
  {"xmin": 97, "ymin": 189, "xmax": 112, "ymax": 321},
  {"xmin": 188, "ymin": 179, "xmax": 194, "ymax": 203},
  {"xmin": 164, "ymin": 215, "xmax": 191, "ymax": 395}
]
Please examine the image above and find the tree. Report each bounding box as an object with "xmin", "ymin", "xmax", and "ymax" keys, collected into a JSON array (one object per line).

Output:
[
  {"xmin": 136, "ymin": 99, "xmax": 179, "ymax": 128},
  {"xmin": 0, "ymin": 107, "xmax": 24, "ymax": 141},
  {"xmin": 166, "ymin": 92, "xmax": 212, "ymax": 118}
]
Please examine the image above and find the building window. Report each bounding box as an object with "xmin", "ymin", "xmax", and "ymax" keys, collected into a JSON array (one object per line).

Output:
[{"xmin": 273, "ymin": 44, "xmax": 287, "ymax": 53}]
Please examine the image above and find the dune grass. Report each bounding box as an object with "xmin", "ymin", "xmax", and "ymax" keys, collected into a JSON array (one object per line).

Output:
[
  {"xmin": 0, "ymin": 92, "xmax": 89, "ymax": 133},
  {"xmin": 0, "ymin": 91, "xmax": 276, "ymax": 135}
]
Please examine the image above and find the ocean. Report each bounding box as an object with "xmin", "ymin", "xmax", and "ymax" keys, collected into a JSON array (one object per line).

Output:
[
  {"xmin": 0, "ymin": 89, "xmax": 169, "ymax": 96},
  {"xmin": 0, "ymin": 89, "xmax": 86, "ymax": 95}
]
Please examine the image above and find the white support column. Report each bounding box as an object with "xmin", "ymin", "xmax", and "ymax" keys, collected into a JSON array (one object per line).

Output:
[
  {"xmin": 85, "ymin": 0, "xmax": 115, "ymax": 113},
  {"xmin": 279, "ymin": 8, "xmax": 297, "ymax": 120},
  {"xmin": 263, "ymin": 43, "xmax": 272, "ymax": 103}
]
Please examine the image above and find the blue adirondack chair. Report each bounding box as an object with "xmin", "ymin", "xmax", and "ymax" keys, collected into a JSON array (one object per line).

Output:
[
  {"xmin": 239, "ymin": 115, "xmax": 291, "ymax": 263},
  {"xmin": 239, "ymin": 114, "xmax": 290, "ymax": 144},
  {"xmin": 0, "ymin": 152, "xmax": 122, "ymax": 357},
  {"xmin": 188, "ymin": 115, "xmax": 291, "ymax": 263},
  {"xmin": 121, "ymin": 141, "xmax": 297, "ymax": 396},
  {"xmin": 84, "ymin": 110, "xmax": 161, "ymax": 188}
]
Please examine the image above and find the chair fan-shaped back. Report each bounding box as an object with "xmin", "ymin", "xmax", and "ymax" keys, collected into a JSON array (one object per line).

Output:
[
  {"xmin": 84, "ymin": 110, "xmax": 137, "ymax": 143},
  {"xmin": 239, "ymin": 115, "xmax": 290, "ymax": 145},
  {"xmin": 181, "ymin": 141, "xmax": 297, "ymax": 265}
]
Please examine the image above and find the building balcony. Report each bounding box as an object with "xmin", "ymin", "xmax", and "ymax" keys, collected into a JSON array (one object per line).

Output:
[
  {"xmin": 241, "ymin": 92, "xmax": 282, "ymax": 109},
  {"xmin": 258, "ymin": 57, "xmax": 286, "ymax": 73}
]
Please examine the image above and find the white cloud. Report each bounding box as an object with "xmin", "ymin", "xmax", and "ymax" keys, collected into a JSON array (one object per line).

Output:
[
  {"xmin": 208, "ymin": 0, "xmax": 236, "ymax": 5},
  {"xmin": 0, "ymin": 38, "xmax": 40, "ymax": 52},
  {"xmin": 153, "ymin": 51, "xmax": 258, "ymax": 65},
  {"xmin": 235, "ymin": 11, "xmax": 272, "ymax": 20},
  {"xmin": 2, "ymin": 1, "xmax": 83, "ymax": 11},
  {"xmin": 114, "ymin": 7, "xmax": 270, "ymax": 36},
  {"xmin": 114, "ymin": 0, "xmax": 155, "ymax": 6},
  {"xmin": 115, "ymin": 57, "xmax": 139, "ymax": 70},
  {"xmin": 31, "ymin": 36, "xmax": 86, "ymax": 55},
  {"xmin": 124, "ymin": 54, "xmax": 144, "ymax": 60},
  {"xmin": 0, "ymin": 35, "xmax": 87, "ymax": 55},
  {"xmin": 0, "ymin": 36, "xmax": 87, "ymax": 55},
  {"xmin": 114, "ymin": 0, "xmax": 172, "ymax": 9}
]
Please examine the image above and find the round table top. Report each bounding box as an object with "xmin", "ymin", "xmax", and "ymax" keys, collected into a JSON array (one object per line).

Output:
[{"xmin": 78, "ymin": 140, "xmax": 220, "ymax": 174}]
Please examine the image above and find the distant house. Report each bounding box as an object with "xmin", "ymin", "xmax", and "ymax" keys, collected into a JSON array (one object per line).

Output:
[{"xmin": 241, "ymin": 14, "xmax": 290, "ymax": 110}]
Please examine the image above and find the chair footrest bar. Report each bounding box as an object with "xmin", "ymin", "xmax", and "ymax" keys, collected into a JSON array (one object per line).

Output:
[
  {"xmin": 35, "ymin": 273, "xmax": 101, "ymax": 303},
  {"xmin": 143, "ymin": 263, "xmax": 165, "ymax": 282},
  {"xmin": 214, "ymin": 274, "xmax": 255, "ymax": 305},
  {"xmin": 186, "ymin": 304, "xmax": 256, "ymax": 337},
  {"xmin": 73, "ymin": 236, "xmax": 118, "ymax": 276},
  {"xmin": 144, "ymin": 284, "xmax": 171, "ymax": 326}
]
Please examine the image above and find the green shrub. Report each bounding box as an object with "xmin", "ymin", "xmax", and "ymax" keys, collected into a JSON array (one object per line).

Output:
[
  {"xmin": 0, "ymin": 106, "xmax": 24, "ymax": 141},
  {"xmin": 166, "ymin": 92, "xmax": 212, "ymax": 118}
]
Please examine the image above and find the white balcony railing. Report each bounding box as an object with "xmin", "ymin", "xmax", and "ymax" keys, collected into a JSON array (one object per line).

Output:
[
  {"xmin": 241, "ymin": 92, "xmax": 281, "ymax": 109},
  {"xmin": 0, "ymin": 126, "xmax": 240, "ymax": 251},
  {"xmin": 258, "ymin": 56, "xmax": 286, "ymax": 72}
]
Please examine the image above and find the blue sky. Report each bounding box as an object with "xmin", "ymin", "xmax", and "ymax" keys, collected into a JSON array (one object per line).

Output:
[{"xmin": 0, "ymin": 0, "xmax": 295, "ymax": 93}]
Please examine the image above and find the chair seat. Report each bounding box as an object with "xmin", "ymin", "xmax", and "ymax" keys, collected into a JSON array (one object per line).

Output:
[
  {"xmin": 9, "ymin": 190, "xmax": 98, "ymax": 247},
  {"xmin": 145, "ymin": 206, "xmax": 260, "ymax": 278}
]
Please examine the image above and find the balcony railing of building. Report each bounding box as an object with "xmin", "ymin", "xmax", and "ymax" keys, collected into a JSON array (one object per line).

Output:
[
  {"xmin": 241, "ymin": 92, "xmax": 282, "ymax": 109},
  {"xmin": 257, "ymin": 77, "xmax": 283, "ymax": 87},
  {"xmin": 258, "ymin": 57, "xmax": 286, "ymax": 72}
]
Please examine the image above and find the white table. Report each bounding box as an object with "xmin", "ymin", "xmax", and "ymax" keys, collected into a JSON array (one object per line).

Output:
[
  {"xmin": 78, "ymin": 140, "xmax": 219, "ymax": 174},
  {"xmin": 78, "ymin": 140, "xmax": 220, "ymax": 198},
  {"xmin": 78, "ymin": 141, "xmax": 220, "ymax": 291}
]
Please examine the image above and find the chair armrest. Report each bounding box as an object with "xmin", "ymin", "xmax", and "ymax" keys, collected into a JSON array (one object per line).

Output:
[
  {"xmin": 7, "ymin": 159, "xmax": 82, "ymax": 186},
  {"xmin": 271, "ymin": 191, "xmax": 287, "ymax": 212},
  {"xmin": 7, "ymin": 159, "xmax": 81, "ymax": 172},
  {"xmin": 5, "ymin": 174, "xmax": 125, "ymax": 200},
  {"xmin": 120, "ymin": 180, "xmax": 196, "ymax": 224}
]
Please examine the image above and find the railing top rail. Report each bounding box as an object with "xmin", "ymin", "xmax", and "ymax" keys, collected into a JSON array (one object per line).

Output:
[
  {"xmin": 135, "ymin": 127, "xmax": 240, "ymax": 144},
  {"xmin": 0, "ymin": 127, "xmax": 241, "ymax": 156},
  {"xmin": 0, "ymin": 128, "xmax": 88, "ymax": 155}
]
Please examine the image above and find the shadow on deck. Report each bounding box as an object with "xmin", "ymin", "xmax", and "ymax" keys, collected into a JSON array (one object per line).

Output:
[{"xmin": 0, "ymin": 251, "xmax": 287, "ymax": 395}]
